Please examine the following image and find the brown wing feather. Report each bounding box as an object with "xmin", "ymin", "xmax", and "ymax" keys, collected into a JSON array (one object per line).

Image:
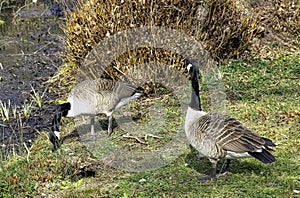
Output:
[
  {"xmin": 208, "ymin": 113, "xmax": 265, "ymax": 153},
  {"xmin": 95, "ymin": 79, "xmax": 116, "ymax": 92},
  {"xmin": 114, "ymin": 81, "xmax": 138, "ymax": 99},
  {"xmin": 95, "ymin": 79, "xmax": 139, "ymax": 110}
]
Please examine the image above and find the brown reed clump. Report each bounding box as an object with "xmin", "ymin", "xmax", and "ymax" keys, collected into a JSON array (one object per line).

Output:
[
  {"xmin": 247, "ymin": 0, "xmax": 300, "ymax": 59},
  {"xmin": 62, "ymin": 0, "xmax": 264, "ymax": 80}
]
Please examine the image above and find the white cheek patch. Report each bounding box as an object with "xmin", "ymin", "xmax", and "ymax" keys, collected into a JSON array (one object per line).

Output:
[
  {"xmin": 187, "ymin": 63, "xmax": 192, "ymax": 72},
  {"xmin": 54, "ymin": 131, "xmax": 60, "ymax": 139}
]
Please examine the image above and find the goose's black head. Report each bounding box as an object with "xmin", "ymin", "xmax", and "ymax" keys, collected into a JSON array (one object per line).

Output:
[
  {"xmin": 186, "ymin": 59, "xmax": 199, "ymax": 79},
  {"xmin": 49, "ymin": 102, "xmax": 71, "ymax": 151}
]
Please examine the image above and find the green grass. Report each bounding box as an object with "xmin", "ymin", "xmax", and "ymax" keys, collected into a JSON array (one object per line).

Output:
[
  {"xmin": 30, "ymin": 85, "xmax": 47, "ymax": 109},
  {"xmin": 0, "ymin": 53, "xmax": 299, "ymax": 197}
]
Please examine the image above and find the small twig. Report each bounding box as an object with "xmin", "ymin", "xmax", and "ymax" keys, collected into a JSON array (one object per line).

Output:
[
  {"xmin": 123, "ymin": 134, "xmax": 148, "ymax": 144},
  {"xmin": 23, "ymin": 142, "xmax": 31, "ymax": 162},
  {"xmin": 145, "ymin": 133, "xmax": 162, "ymax": 141},
  {"xmin": 172, "ymin": 5, "xmax": 183, "ymax": 12},
  {"xmin": 123, "ymin": 133, "xmax": 163, "ymax": 144},
  {"xmin": 280, "ymin": 133, "xmax": 289, "ymax": 140},
  {"xmin": 0, "ymin": 123, "xmax": 8, "ymax": 127},
  {"xmin": 12, "ymin": 2, "xmax": 35, "ymax": 22},
  {"xmin": 0, "ymin": 0, "xmax": 9, "ymax": 12},
  {"xmin": 33, "ymin": 42, "xmax": 52, "ymax": 55}
]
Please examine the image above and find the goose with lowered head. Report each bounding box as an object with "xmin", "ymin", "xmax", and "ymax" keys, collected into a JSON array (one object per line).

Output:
[{"xmin": 49, "ymin": 78, "xmax": 144, "ymax": 150}]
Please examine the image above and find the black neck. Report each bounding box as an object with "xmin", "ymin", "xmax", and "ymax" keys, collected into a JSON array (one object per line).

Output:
[
  {"xmin": 51, "ymin": 102, "xmax": 71, "ymax": 132},
  {"xmin": 51, "ymin": 113, "xmax": 62, "ymax": 132},
  {"xmin": 189, "ymin": 66, "xmax": 202, "ymax": 111}
]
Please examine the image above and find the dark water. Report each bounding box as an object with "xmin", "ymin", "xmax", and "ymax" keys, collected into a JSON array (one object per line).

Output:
[{"xmin": 0, "ymin": 1, "xmax": 68, "ymax": 157}]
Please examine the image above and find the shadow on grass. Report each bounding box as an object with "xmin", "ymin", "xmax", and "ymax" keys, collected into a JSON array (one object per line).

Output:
[
  {"xmin": 61, "ymin": 114, "xmax": 143, "ymax": 145},
  {"xmin": 184, "ymin": 145, "xmax": 268, "ymax": 178}
]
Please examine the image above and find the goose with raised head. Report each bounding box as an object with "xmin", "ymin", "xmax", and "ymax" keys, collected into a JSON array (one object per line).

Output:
[
  {"xmin": 49, "ymin": 78, "xmax": 144, "ymax": 151},
  {"xmin": 185, "ymin": 59, "xmax": 276, "ymax": 181}
]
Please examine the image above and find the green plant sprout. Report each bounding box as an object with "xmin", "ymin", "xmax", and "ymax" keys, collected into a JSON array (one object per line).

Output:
[
  {"xmin": 30, "ymin": 85, "xmax": 47, "ymax": 109},
  {"xmin": 22, "ymin": 101, "xmax": 33, "ymax": 119},
  {"xmin": 0, "ymin": 99, "xmax": 11, "ymax": 121}
]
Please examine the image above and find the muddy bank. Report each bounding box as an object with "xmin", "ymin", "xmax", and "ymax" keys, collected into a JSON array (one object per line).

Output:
[{"xmin": 0, "ymin": 2, "xmax": 67, "ymax": 157}]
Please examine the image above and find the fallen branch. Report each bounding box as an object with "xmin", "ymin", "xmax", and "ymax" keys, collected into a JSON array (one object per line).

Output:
[
  {"xmin": 123, "ymin": 133, "xmax": 163, "ymax": 144},
  {"xmin": 145, "ymin": 133, "xmax": 162, "ymax": 141},
  {"xmin": 123, "ymin": 134, "xmax": 148, "ymax": 144}
]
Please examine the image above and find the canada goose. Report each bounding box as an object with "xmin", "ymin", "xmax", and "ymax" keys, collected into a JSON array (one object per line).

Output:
[
  {"xmin": 185, "ymin": 60, "xmax": 276, "ymax": 181},
  {"xmin": 49, "ymin": 78, "xmax": 144, "ymax": 150}
]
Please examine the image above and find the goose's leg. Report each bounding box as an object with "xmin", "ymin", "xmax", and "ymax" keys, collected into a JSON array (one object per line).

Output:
[
  {"xmin": 219, "ymin": 159, "xmax": 230, "ymax": 174},
  {"xmin": 210, "ymin": 161, "xmax": 217, "ymax": 181},
  {"xmin": 198, "ymin": 159, "xmax": 230, "ymax": 182},
  {"xmin": 90, "ymin": 115, "xmax": 95, "ymax": 136},
  {"xmin": 79, "ymin": 115, "xmax": 111, "ymax": 141},
  {"xmin": 107, "ymin": 115, "xmax": 113, "ymax": 136},
  {"xmin": 78, "ymin": 116, "xmax": 96, "ymax": 142},
  {"xmin": 198, "ymin": 159, "xmax": 217, "ymax": 182}
]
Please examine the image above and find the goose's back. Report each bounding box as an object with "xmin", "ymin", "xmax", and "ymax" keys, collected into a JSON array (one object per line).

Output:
[{"xmin": 67, "ymin": 79, "xmax": 138, "ymax": 116}]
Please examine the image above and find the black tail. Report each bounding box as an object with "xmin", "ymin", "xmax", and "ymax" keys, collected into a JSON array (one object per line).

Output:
[
  {"xmin": 248, "ymin": 149, "xmax": 276, "ymax": 164},
  {"xmin": 132, "ymin": 86, "xmax": 145, "ymax": 96},
  {"xmin": 262, "ymin": 137, "xmax": 276, "ymax": 150},
  {"xmin": 135, "ymin": 86, "xmax": 145, "ymax": 93}
]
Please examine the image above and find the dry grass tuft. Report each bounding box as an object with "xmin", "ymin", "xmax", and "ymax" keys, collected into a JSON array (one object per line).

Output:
[{"xmin": 62, "ymin": 0, "xmax": 263, "ymax": 80}]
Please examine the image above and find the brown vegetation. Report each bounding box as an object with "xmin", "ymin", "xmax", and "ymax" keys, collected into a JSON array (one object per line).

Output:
[
  {"xmin": 63, "ymin": 0, "xmax": 265, "ymax": 80},
  {"xmin": 247, "ymin": 0, "xmax": 300, "ymax": 59}
]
